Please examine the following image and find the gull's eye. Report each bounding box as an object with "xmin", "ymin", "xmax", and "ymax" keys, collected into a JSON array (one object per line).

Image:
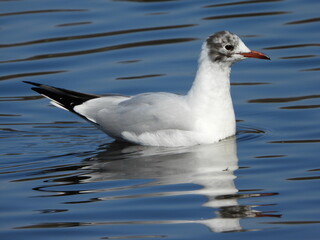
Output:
[{"xmin": 225, "ymin": 44, "xmax": 234, "ymax": 51}]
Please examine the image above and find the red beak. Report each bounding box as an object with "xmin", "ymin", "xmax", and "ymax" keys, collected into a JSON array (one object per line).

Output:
[{"xmin": 241, "ymin": 50, "xmax": 270, "ymax": 60}]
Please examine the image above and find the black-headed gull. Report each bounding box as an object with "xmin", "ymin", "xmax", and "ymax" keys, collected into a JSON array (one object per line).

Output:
[{"xmin": 24, "ymin": 31, "xmax": 270, "ymax": 147}]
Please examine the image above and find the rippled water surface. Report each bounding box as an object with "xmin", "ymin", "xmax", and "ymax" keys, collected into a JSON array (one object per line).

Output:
[{"xmin": 1, "ymin": 0, "xmax": 319, "ymax": 239}]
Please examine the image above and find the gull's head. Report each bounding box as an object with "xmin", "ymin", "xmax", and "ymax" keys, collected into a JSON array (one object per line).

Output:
[{"xmin": 205, "ymin": 31, "xmax": 270, "ymax": 64}]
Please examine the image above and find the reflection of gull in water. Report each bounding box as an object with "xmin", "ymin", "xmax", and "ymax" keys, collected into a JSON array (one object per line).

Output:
[{"xmin": 82, "ymin": 137, "xmax": 270, "ymax": 233}]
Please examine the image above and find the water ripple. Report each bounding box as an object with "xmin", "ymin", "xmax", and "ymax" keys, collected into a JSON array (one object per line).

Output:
[
  {"xmin": 279, "ymin": 55, "xmax": 318, "ymax": 59},
  {"xmin": 248, "ymin": 94, "xmax": 320, "ymax": 103},
  {"xmin": 269, "ymin": 139, "xmax": 320, "ymax": 144},
  {"xmin": 285, "ymin": 17, "xmax": 320, "ymax": 25},
  {"xmin": 280, "ymin": 104, "xmax": 320, "ymax": 110},
  {"xmin": 0, "ymin": 24, "xmax": 196, "ymax": 48},
  {"xmin": 0, "ymin": 38, "xmax": 197, "ymax": 63},
  {"xmin": 56, "ymin": 21, "xmax": 92, "ymax": 28},
  {"xmin": 264, "ymin": 43, "xmax": 320, "ymax": 50},
  {"xmin": 203, "ymin": 11, "xmax": 290, "ymax": 20},
  {"xmin": 0, "ymin": 70, "xmax": 67, "ymax": 82},
  {"xmin": 116, "ymin": 74, "xmax": 165, "ymax": 80},
  {"xmin": 203, "ymin": 0, "xmax": 283, "ymax": 8},
  {"xmin": 0, "ymin": 9, "xmax": 88, "ymax": 17}
]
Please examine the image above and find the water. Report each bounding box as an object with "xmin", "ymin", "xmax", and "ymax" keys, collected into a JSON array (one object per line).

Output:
[{"xmin": 1, "ymin": 0, "xmax": 319, "ymax": 239}]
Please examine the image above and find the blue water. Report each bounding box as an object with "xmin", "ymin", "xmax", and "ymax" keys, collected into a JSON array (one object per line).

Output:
[{"xmin": 1, "ymin": 0, "xmax": 319, "ymax": 239}]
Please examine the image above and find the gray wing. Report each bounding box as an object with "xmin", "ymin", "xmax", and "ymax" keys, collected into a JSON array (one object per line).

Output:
[{"xmin": 75, "ymin": 92, "xmax": 194, "ymax": 138}]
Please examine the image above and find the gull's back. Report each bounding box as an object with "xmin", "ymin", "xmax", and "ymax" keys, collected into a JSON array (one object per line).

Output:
[{"xmin": 75, "ymin": 92, "xmax": 194, "ymax": 142}]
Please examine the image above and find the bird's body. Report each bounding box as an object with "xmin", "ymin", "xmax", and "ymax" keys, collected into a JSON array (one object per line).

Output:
[{"xmin": 25, "ymin": 31, "xmax": 269, "ymax": 147}]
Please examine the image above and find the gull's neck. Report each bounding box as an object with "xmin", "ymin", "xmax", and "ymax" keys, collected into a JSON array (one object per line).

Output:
[
  {"xmin": 187, "ymin": 44, "xmax": 232, "ymax": 103},
  {"xmin": 186, "ymin": 43, "xmax": 236, "ymax": 140}
]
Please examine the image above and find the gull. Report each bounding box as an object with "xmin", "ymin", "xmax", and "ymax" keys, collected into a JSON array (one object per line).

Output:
[{"xmin": 24, "ymin": 31, "xmax": 270, "ymax": 147}]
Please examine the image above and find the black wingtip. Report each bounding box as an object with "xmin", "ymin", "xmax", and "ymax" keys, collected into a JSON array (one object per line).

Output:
[
  {"xmin": 23, "ymin": 81, "xmax": 42, "ymax": 87},
  {"xmin": 30, "ymin": 87, "xmax": 43, "ymax": 95},
  {"xmin": 24, "ymin": 80, "xmax": 101, "ymax": 111}
]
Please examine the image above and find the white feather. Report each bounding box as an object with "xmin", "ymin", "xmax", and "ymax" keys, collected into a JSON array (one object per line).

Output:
[{"xmin": 50, "ymin": 100, "xmax": 68, "ymax": 111}]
